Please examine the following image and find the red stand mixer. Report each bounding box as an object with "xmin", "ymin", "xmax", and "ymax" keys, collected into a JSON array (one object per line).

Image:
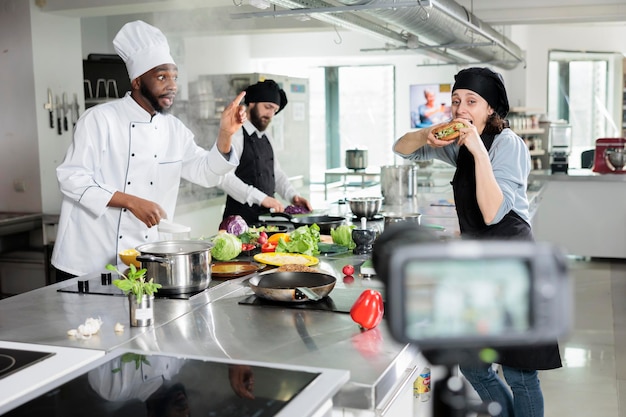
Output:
[{"xmin": 592, "ymin": 138, "xmax": 626, "ymax": 174}]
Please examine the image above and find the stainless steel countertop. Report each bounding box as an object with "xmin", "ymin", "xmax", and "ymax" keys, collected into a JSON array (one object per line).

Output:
[
  {"xmin": 530, "ymin": 168, "xmax": 626, "ymax": 181},
  {"xmin": 0, "ymin": 186, "xmax": 463, "ymax": 412}
]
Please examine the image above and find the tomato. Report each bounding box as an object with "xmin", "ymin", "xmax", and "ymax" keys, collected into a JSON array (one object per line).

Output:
[
  {"xmin": 342, "ymin": 264, "xmax": 355, "ymax": 276},
  {"xmin": 241, "ymin": 243, "xmax": 255, "ymax": 252},
  {"xmin": 261, "ymin": 242, "xmax": 277, "ymax": 253},
  {"xmin": 350, "ymin": 289, "xmax": 384, "ymax": 330}
]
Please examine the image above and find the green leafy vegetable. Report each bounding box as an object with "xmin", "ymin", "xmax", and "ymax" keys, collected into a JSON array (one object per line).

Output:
[
  {"xmin": 211, "ymin": 232, "xmax": 243, "ymax": 260},
  {"xmin": 106, "ymin": 264, "xmax": 162, "ymax": 303},
  {"xmin": 276, "ymin": 224, "xmax": 320, "ymax": 256},
  {"xmin": 330, "ymin": 224, "xmax": 356, "ymax": 249}
]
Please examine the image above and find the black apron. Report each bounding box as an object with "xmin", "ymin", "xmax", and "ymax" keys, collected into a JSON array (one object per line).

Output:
[
  {"xmin": 450, "ymin": 134, "xmax": 562, "ymax": 371},
  {"xmin": 223, "ymin": 130, "xmax": 275, "ymax": 225}
]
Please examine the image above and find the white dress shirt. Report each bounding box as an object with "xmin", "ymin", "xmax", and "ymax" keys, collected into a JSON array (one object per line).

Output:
[{"xmin": 217, "ymin": 120, "xmax": 297, "ymax": 207}]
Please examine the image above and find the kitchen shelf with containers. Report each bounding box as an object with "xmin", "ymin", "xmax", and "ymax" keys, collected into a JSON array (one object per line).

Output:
[{"xmin": 509, "ymin": 107, "xmax": 548, "ymax": 170}]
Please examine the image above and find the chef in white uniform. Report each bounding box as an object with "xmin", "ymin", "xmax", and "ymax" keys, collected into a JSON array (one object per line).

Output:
[{"xmin": 52, "ymin": 20, "xmax": 247, "ymax": 279}]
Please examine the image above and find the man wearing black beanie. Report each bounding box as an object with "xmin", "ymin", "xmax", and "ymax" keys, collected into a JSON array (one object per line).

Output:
[{"xmin": 218, "ymin": 79, "xmax": 312, "ymax": 225}]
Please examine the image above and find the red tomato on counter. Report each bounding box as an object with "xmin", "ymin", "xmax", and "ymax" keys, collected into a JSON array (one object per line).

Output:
[
  {"xmin": 342, "ymin": 264, "xmax": 355, "ymax": 276},
  {"xmin": 350, "ymin": 289, "xmax": 384, "ymax": 330},
  {"xmin": 261, "ymin": 242, "xmax": 277, "ymax": 253},
  {"xmin": 242, "ymin": 243, "xmax": 256, "ymax": 252}
]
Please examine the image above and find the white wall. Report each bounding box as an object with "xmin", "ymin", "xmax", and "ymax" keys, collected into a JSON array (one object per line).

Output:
[
  {"xmin": 31, "ymin": 4, "xmax": 84, "ymax": 215},
  {"xmin": 512, "ymin": 23, "xmax": 626, "ymax": 117},
  {"xmin": 0, "ymin": 0, "xmax": 41, "ymax": 212}
]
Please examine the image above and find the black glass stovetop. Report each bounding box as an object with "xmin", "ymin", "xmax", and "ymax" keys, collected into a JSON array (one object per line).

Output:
[
  {"xmin": 0, "ymin": 348, "xmax": 55, "ymax": 379},
  {"xmin": 4, "ymin": 351, "xmax": 319, "ymax": 417},
  {"xmin": 57, "ymin": 276, "xmax": 217, "ymax": 300}
]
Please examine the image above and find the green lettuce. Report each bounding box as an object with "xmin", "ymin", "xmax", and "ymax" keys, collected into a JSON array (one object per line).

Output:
[
  {"xmin": 276, "ymin": 224, "xmax": 320, "ymax": 256},
  {"xmin": 330, "ymin": 224, "xmax": 356, "ymax": 249},
  {"xmin": 211, "ymin": 232, "xmax": 242, "ymax": 261}
]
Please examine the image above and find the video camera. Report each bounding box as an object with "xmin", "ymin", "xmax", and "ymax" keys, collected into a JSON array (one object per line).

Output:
[
  {"xmin": 373, "ymin": 223, "xmax": 572, "ymax": 353},
  {"xmin": 372, "ymin": 223, "xmax": 572, "ymax": 416}
]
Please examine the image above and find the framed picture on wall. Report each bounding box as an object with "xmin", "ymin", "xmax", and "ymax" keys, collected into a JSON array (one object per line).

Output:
[{"xmin": 410, "ymin": 83, "xmax": 452, "ymax": 128}]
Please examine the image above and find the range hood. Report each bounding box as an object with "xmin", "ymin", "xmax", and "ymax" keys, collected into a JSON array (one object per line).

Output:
[{"xmin": 233, "ymin": 0, "xmax": 525, "ymax": 69}]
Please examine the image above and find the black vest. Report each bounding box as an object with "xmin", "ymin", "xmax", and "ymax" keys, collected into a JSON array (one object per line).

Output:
[{"xmin": 223, "ymin": 129, "xmax": 275, "ymax": 225}]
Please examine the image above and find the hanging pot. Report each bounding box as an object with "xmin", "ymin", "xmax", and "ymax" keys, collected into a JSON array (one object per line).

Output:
[
  {"xmin": 345, "ymin": 149, "xmax": 368, "ymax": 170},
  {"xmin": 135, "ymin": 240, "xmax": 212, "ymax": 294}
]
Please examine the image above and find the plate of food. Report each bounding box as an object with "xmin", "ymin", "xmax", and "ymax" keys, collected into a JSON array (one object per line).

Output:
[
  {"xmin": 211, "ymin": 261, "xmax": 264, "ymax": 279},
  {"xmin": 253, "ymin": 252, "xmax": 319, "ymax": 267}
]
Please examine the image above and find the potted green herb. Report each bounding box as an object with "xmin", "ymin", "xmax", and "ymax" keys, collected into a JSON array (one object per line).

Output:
[{"xmin": 106, "ymin": 264, "xmax": 162, "ymax": 327}]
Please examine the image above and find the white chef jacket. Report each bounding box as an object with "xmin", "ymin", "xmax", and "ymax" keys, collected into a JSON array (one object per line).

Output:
[
  {"xmin": 217, "ymin": 120, "xmax": 297, "ymax": 207},
  {"xmin": 52, "ymin": 93, "xmax": 238, "ymax": 276}
]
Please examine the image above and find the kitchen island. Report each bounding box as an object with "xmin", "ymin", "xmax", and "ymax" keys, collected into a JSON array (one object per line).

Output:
[{"xmin": 0, "ymin": 179, "xmax": 463, "ymax": 417}]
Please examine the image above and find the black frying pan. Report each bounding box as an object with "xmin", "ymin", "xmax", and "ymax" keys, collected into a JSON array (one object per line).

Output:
[
  {"xmin": 247, "ymin": 271, "xmax": 337, "ymax": 303},
  {"xmin": 270, "ymin": 212, "xmax": 346, "ymax": 234}
]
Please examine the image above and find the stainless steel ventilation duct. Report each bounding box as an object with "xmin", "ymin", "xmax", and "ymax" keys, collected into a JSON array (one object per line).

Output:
[
  {"xmin": 253, "ymin": 0, "xmax": 524, "ymax": 69},
  {"xmin": 356, "ymin": 0, "xmax": 524, "ymax": 69}
]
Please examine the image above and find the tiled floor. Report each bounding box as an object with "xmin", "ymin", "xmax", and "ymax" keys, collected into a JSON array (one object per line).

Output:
[{"xmin": 540, "ymin": 257, "xmax": 622, "ymax": 417}]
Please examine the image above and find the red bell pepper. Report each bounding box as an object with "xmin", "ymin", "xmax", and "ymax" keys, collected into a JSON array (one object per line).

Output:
[
  {"xmin": 261, "ymin": 241, "xmax": 277, "ymax": 253},
  {"xmin": 350, "ymin": 289, "xmax": 384, "ymax": 330}
]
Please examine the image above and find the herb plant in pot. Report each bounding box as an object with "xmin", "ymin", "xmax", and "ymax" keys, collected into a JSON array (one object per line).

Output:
[{"xmin": 106, "ymin": 264, "xmax": 162, "ymax": 327}]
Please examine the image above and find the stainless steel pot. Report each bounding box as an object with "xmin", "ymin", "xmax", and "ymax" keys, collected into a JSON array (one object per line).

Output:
[
  {"xmin": 345, "ymin": 149, "xmax": 368, "ymax": 170},
  {"xmin": 380, "ymin": 165, "xmax": 418, "ymax": 205},
  {"xmin": 382, "ymin": 212, "xmax": 422, "ymax": 228},
  {"xmin": 135, "ymin": 240, "xmax": 212, "ymax": 294}
]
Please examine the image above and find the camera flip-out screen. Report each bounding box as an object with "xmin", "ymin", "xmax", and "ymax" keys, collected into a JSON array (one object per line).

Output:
[
  {"xmin": 385, "ymin": 240, "xmax": 571, "ymax": 350},
  {"xmin": 403, "ymin": 258, "xmax": 531, "ymax": 340}
]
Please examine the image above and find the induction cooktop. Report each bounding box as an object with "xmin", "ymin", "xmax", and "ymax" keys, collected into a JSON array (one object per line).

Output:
[
  {"xmin": 3, "ymin": 351, "xmax": 322, "ymax": 417},
  {"xmin": 0, "ymin": 349, "xmax": 55, "ymax": 380}
]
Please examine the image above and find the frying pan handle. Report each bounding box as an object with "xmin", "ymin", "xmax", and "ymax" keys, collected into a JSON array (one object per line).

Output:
[
  {"xmin": 269, "ymin": 212, "xmax": 293, "ymax": 220},
  {"xmin": 136, "ymin": 254, "xmax": 171, "ymax": 264}
]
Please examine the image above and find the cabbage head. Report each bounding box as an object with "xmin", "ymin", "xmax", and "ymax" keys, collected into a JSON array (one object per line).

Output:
[{"xmin": 211, "ymin": 233, "xmax": 242, "ymax": 261}]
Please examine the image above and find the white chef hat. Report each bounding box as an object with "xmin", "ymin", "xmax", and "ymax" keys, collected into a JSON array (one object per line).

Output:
[{"xmin": 113, "ymin": 20, "xmax": 176, "ymax": 81}]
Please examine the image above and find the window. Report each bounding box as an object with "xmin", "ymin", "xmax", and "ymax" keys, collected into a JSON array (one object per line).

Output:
[
  {"xmin": 547, "ymin": 50, "xmax": 623, "ymax": 168},
  {"xmin": 309, "ymin": 65, "xmax": 396, "ymax": 183}
]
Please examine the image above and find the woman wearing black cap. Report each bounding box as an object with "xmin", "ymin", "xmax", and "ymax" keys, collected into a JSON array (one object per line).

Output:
[{"xmin": 394, "ymin": 67, "xmax": 561, "ymax": 417}]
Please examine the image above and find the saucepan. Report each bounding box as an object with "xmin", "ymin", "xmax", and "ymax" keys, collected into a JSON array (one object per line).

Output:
[
  {"xmin": 135, "ymin": 240, "xmax": 212, "ymax": 294},
  {"xmin": 247, "ymin": 271, "xmax": 337, "ymax": 303},
  {"xmin": 269, "ymin": 212, "xmax": 346, "ymax": 234}
]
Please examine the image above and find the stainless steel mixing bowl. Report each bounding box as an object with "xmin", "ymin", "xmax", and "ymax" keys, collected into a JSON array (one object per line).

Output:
[
  {"xmin": 606, "ymin": 149, "xmax": 625, "ymax": 170},
  {"xmin": 346, "ymin": 196, "xmax": 384, "ymax": 219}
]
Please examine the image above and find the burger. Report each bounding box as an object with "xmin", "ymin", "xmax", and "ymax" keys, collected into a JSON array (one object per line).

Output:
[{"xmin": 432, "ymin": 122, "xmax": 466, "ymax": 141}]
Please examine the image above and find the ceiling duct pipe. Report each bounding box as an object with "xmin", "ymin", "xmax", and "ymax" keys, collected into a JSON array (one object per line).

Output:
[{"xmin": 342, "ymin": 0, "xmax": 525, "ymax": 69}]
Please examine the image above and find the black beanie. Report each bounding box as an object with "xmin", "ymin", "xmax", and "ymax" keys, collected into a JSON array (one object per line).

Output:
[
  {"xmin": 452, "ymin": 67, "xmax": 510, "ymax": 118},
  {"xmin": 244, "ymin": 79, "xmax": 288, "ymax": 114}
]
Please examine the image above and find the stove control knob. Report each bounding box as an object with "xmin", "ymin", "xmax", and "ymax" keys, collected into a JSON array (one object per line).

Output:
[{"xmin": 101, "ymin": 272, "xmax": 112, "ymax": 285}]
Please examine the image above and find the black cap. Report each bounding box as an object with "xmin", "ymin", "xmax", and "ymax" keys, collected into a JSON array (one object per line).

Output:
[
  {"xmin": 244, "ymin": 79, "xmax": 288, "ymax": 114},
  {"xmin": 452, "ymin": 67, "xmax": 510, "ymax": 118}
]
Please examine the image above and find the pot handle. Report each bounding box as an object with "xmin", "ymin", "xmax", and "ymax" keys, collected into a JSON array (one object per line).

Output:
[
  {"xmin": 269, "ymin": 212, "xmax": 293, "ymax": 220},
  {"xmin": 136, "ymin": 254, "xmax": 171, "ymax": 264}
]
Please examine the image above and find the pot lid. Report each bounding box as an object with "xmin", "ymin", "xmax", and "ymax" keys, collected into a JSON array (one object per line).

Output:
[{"xmin": 136, "ymin": 240, "xmax": 212, "ymax": 255}]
